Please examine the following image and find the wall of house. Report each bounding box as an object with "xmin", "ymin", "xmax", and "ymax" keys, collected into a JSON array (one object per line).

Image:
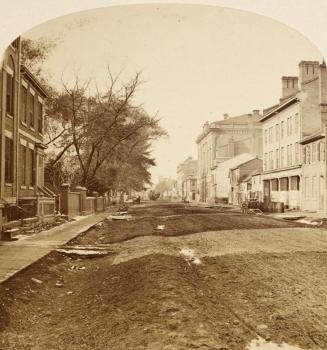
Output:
[
  {"xmin": 251, "ymin": 174, "xmax": 263, "ymax": 201},
  {"xmin": 18, "ymin": 74, "xmax": 45, "ymax": 201},
  {"xmin": 301, "ymin": 139, "xmax": 326, "ymax": 212},
  {"xmin": 262, "ymin": 102, "xmax": 301, "ymax": 172},
  {"xmin": 0, "ymin": 42, "xmax": 20, "ymax": 206}
]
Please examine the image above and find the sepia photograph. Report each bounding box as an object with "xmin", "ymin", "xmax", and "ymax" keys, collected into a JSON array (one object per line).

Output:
[{"xmin": 0, "ymin": 1, "xmax": 327, "ymax": 349}]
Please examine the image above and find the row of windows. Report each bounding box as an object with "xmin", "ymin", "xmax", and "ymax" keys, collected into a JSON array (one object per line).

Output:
[
  {"xmin": 270, "ymin": 176, "xmax": 300, "ymax": 191},
  {"xmin": 4, "ymin": 137, "xmax": 36, "ymax": 186},
  {"xmin": 303, "ymin": 141, "xmax": 325, "ymax": 164},
  {"xmin": 264, "ymin": 143, "xmax": 300, "ymax": 170},
  {"xmin": 20, "ymin": 86, "xmax": 43, "ymax": 133},
  {"xmin": 5, "ymin": 63, "xmax": 43, "ymax": 134},
  {"xmin": 264, "ymin": 114, "xmax": 299, "ymax": 145}
]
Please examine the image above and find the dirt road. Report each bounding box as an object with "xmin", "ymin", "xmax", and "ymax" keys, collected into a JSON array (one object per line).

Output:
[{"xmin": 1, "ymin": 203, "xmax": 326, "ymax": 350}]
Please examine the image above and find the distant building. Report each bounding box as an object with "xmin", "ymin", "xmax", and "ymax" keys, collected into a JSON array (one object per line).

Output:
[
  {"xmin": 300, "ymin": 128, "xmax": 326, "ymax": 214},
  {"xmin": 196, "ymin": 111, "xmax": 262, "ymax": 203},
  {"xmin": 250, "ymin": 172, "xmax": 263, "ymax": 202},
  {"xmin": 229, "ymin": 157, "xmax": 263, "ymax": 205},
  {"xmin": 260, "ymin": 61, "xmax": 327, "ymax": 210},
  {"xmin": 176, "ymin": 157, "xmax": 197, "ymax": 201},
  {"xmin": 213, "ymin": 153, "xmax": 259, "ymax": 203},
  {"xmin": 182, "ymin": 176, "xmax": 197, "ymax": 202}
]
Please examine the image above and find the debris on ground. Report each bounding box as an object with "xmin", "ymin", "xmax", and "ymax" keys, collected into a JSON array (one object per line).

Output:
[
  {"xmin": 55, "ymin": 247, "xmax": 112, "ymax": 258},
  {"xmin": 156, "ymin": 225, "xmax": 165, "ymax": 230},
  {"xmin": 179, "ymin": 247, "xmax": 202, "ymax": 265},
  {"xmin": 296, "ymin": 219, "xmax": 322, "ymax": 226},
  {"xmin": 31, "ymin": 278, "xmax": 43, "ymax": 284},
  {"xmin": 107, "ymin": 212, "xmax": 132, "ymax": 221},
  {"xmin": 1, "ymin": 203, "xmax": 327, "ymax": 350},
  {"xmin": 282, "ymin": 216, "xmax": 306, "ymax": 221}
]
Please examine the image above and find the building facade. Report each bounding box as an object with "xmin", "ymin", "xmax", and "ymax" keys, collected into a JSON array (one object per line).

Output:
[
  {"xmin": 260, "ymin": 61, "xmax": 327, "ymax": 210},
  {"xmin": 196, "ymin": 111, "xmax": 262, "ymax": 203},
  {"xmin": 182, "ymin": 176, "xmax": 197, "ymax": 202},
  {"xmin": 300, "ymin": 128, "xmax": 326, "ymax": 214},
  {"xmin": 0, "ymin": 38, "xmax": 21, "ymax": 225},
  {"xmin": 176, "ymin": 157, "xmax": 197, "ymax": 201},
  {"xmin": 0, "ymin": 38, "xmax": 55, "ymax": 236},
  {"xmin": 229, "ymin": 157, "xmax": 263, "ymax": 205}
]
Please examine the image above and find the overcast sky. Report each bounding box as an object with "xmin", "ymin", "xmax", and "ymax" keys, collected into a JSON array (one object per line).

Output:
[{"xmin": 24, "ymin": 4, "xmax": 323, "ymax": 183}]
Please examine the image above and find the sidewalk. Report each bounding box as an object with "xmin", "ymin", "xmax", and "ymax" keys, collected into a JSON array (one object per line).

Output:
[{"xmin": 0, "ymin": 211, "xmax": 109, "ymax": 283}]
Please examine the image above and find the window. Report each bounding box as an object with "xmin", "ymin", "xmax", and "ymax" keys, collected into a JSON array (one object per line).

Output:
[
  {"xmin": 271, "ymin": 179, "xmax": 279, "ymax": 191},
  {"xmin": 6, "ymin": 57, "xmax": 15, "ymax": 116},
  {"xmin": 286, "ymin": 118, "xmax": 290, "ymax": 136},
  {"xmin": 275, "ymin": 124, "xmax": 279, "ymax": 142},
  {"xmin": 264, "ymin": 129, "xmax": 268, "ymax": 145},
  {"xmin": 276, "ymin": 149, "xmax": 279, "ymax": 168},
  {"xmin": 264, "ymin": 153, "xmax": 267, "ymax": 171},
  {"xmin": 5, "ymin": 137, "xmax": 14, "ymax": 183},
  {"xmin": 280, "ymin": 177, "xmax": 289, "ymax": 191},
  {"xmin": 269, "ymin": 151, "xmax": 274, "ymax": 170},
  {"xmin": 29, "ymin": 148, "xmax": 35, "ymax": 187},
  {"xmin": 295, "ymin": 113, "xmax": 299, "ymax": 133},
  {"xmin": 20, "ymin": 86, "xmax": 28, "ymax": 124},
  {"xmin": 295, "ymin": 143, "xmax": 299, "ymax": 164},
  {"xmin": 281, "ymin": 147, "xmax": 285, "ymax": 168},
  {"xmin": 6, "ymin": 73, "xmax": 14, "ymax": 116},
  {"xmin": 29, "ymin": 92, "xmax": 35, "ymax": 128},
  {"xmin": 287, "ymin": 144, "xmax": 293, "ymax": 166},
  {"xmin": 305, "ymin": 145, "xmax": 311, "ymax": 164},
  {"xmin": 312, "ymin": 143, "xmax": 317, "ymax": 162},
  {"xmin": 269, "ymin": 127, "xmax": 273, "ymax": 144},
  {"xmin": 38, "ymin": 101, "xmax": 43, "ymax": 134},
  {"xmin": 290, "ymin": 176, "xmax": 300, "ymax": 191},
  {"xmin": 289, "ymin": 116, "xmax": 293, "ymax": 135},
  {"xmin": 281, "ymin": 121, "xmax": 284, "ymax": 139},
  {"xmin": 319, "ymin": 141, "xmax": 325, "ymax": 161},
  {"xmin": 21, "ymin": 145, "xmax": 27, "ymax": 186}
]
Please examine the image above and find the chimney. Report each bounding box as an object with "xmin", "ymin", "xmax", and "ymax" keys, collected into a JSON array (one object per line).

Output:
[
  {"xmin": 223, "ymin": 113, "xmax": 229, "ymax": 120},
  {"xmin": 252, "ymin": 109, "xmax": 260, "ymax": 116},
  {"xmin": 203, "ymin": 121, "xmax": 209, "ymax": 132},
  {"xmin": 281, "ymin": 76, "xmax": 299, "ymax": 98},
  {"xmin": 299, "ymin": 61, "xmax": 319, "ymax": 85}
]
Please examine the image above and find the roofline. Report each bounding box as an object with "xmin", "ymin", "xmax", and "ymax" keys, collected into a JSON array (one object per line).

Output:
[
  {"xmin": 260, "ymin": 96, "xmax": 299, "ymax": 122},
  {"xmin": 300, "ymin": 131, "xmax": 325, "ymax": 145},
  {"xmin": 229, "ymin": 157, "xmax": 261, "ymax": 171},
  {"xmin": 20, "ymin": 65, "xmax": 49, "ymax": 98}
]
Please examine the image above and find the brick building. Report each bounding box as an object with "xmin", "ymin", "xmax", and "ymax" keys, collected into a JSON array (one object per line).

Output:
[
  {"xmin": 0, "ymin": 38, "xmax": 55, "ymax": 237},
  {"xmin": 260, "ymin": 60, "xmax": 327, "ymax": 210},
  {"xmin": 0, "ymin": 38, "xmax": 21, "ymax": 225},
  {"xmin": 196, "ymin": 111, "xmax": 262, "ymax": 203}
]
